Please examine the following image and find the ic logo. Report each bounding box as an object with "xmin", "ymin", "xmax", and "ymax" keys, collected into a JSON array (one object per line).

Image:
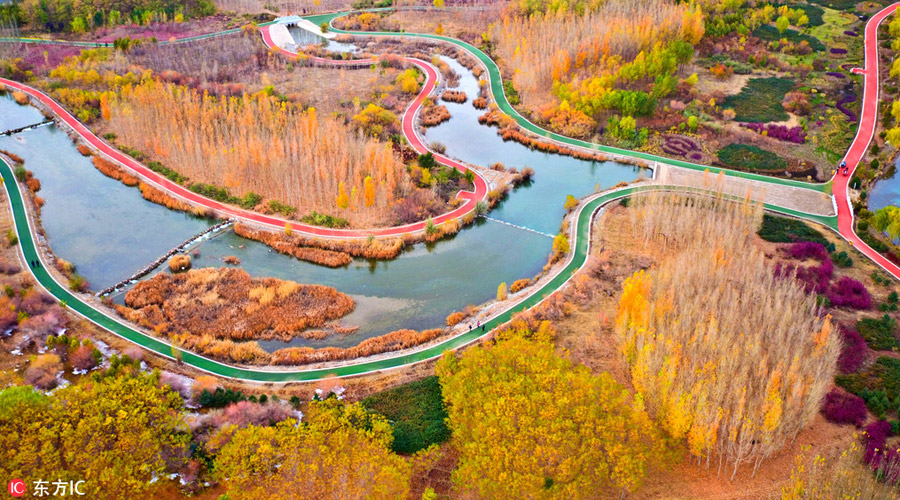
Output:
[{"xmin": 7, "ymin": 479, "xmax": 26, "ymax": 497}]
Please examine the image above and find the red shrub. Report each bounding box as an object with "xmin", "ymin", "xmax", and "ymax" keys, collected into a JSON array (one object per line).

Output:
[
  {"xmin": 24, "ymin": 354, "xmax": 62, "ymax": 390},
  {"xmin": 69, "ymin": 344, "xmax": 97, "ymax": 371},
  {"xmin": 821, "ymin": 388, "xmax": 867, "ymax": 427},
  {"xmin": 211, "ymin": 401, "xmax": 293, "ymax": 428}
]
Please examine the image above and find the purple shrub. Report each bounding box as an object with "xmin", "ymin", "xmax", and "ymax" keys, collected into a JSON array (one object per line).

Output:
[
  {"xmin": 689, "ymin": 153, "xmax": 702, "ymax": 160},
  {"xmin": 864, "ymin": 420, "xmax": 892, "ymax": 463},
  {"xmin": 822, "ymin": 388, "xmax": 868, "ymax": 426},
  {"xmin": 828, "ymin": 276, "xmax": 872, "ymax": 310},
  {"xmin": 864, "ymin": 420, "xmax": 900, "ymax": 484},
  {"xmin": 661, "ymin": 136, "xmax": 700, "ymax": 158},
  {"xmin": 779, "ymin": 243, "xmax": 833, "ymax": 294},
  {"xmin": 826, "ymin": 71, "xmax": 846, "ymax": 79},
  {"xmin": 739, "ymin": 123, "xmax": 806, "ymax": 144},
  {"xmin": 831, "ymin": 48, "xmax": 848, "ymax": 54},
  {"xmin": 838, "ymin": 328, "xmax": 867, "ymax": 373},
  {"xmin": 789, "ymin": 241, "xmax": 829, "ymax": 261},
  {"xmin": 0, "ymin": 262, "xmax": 20, "ymax": 274},
  {"xmin": 836, "ymin": 92, "xmax": 858, "ymax": 122},
  {"xmin": 844, "ymin": 30, "xmax": 859, "ymax": 37}
]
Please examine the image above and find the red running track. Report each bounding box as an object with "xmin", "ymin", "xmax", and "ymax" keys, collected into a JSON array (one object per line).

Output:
[
  {"xmin": 0, "ymin": 25, "xmax": 487, "ymax": 238},
  {"xmin": 835, "ymin": 3, "xmax": 900, "ymax": 278}
]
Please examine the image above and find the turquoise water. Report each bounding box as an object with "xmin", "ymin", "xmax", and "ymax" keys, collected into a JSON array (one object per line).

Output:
[
  {"xmin": 869, "ymin": 155, "xmax": 900, "ymax": 213},
  {"xmin": 4, "ymin": 55, "xmax": 643, "ymax": 350},
  {"xmin": 0, "ymin": 91, "xmax": 46, "ymax": 132},
  {"xmin": 286, "ymin": 25, "xmax": 358, "ymax": 53},
  {"xmin": 0, "ymin": 117, "xmax": 212, "ymax": 291}
]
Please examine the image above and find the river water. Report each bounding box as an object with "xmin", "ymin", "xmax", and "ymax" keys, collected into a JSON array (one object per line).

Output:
[
  {"xmin": 868, "ymin": 155, "xmax": 900, "ymax": 215},
  {"xmin": 0, "ymin": 92, "xmax": 213, "ymax": 291},
  {"xmin": 0, "ymin": 52, "xmax": 644, "ymax": 350}
]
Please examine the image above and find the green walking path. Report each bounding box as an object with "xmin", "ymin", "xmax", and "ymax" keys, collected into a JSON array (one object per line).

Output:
[
  {"xmin": 0, "ymin": 155, "xmax": 837, "ymax": 382},
  {"xmin": 318, "ymin": 9, "xmax": 830, "ymax": 193},
  {"xmin": 0, "ymin": 10, "xmax": 843, "ymax": 381}
]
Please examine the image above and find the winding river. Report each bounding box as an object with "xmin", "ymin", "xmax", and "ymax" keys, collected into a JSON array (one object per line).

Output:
[{"xmin": 0, "ymin": 43, "xmax": 642, "ymax": 351}]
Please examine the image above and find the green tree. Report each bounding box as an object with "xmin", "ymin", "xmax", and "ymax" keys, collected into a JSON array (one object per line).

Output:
[
  {"xmin": 214, "ymin": 398, "xmax": 410, "ymax": 500},
  {"xmin": 687, "ymin": 115, "xmax": 699, "ymax": 132},
  {"xmin": 776, "ymin": 15, "xmax": 790, "ymax": 34},
  {"xmin": 436, "ymin": 338, "xmax": 663, "ymax": 499},
  {"xmin": 71, "ymin": 16, "xmax": 87, "ymax": 33},
  {"xmin": 873, "ymin": 206, "xmax": 900, "ymax": 240}
]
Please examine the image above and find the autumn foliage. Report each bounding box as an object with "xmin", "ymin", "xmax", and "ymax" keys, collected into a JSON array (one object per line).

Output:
[
  {"xmin": 441, "ymin": 90, "xmax": 467, "ymax": 103},
  {"xmin": 91, "ymin": 156, "xmax": 139, "ymax": 186},
  {"xmin": 615, "ymin": 191, "xmax": 839, "ymax": 478},
  {"xmin": 138, "ymin": 182, "xmax": 192, "ymax": 211},
  {"xmin": 419, "ymin": 102, "xmax": 451, "ymax": 127},
  {"xmin": 271, "ymin": 328, "xmax": 444, "ymax": 365},
  {"xmin": 105, "ymin": 81, "xmax": 408, "ymax": 226},
  {"xmin": 213, "ymin": 398, "xmax": 411, "ymax": 500},
  {"xmin": 493, "ymin": 0, "xmax": 703, "ymax": 121},
  {"xmin": 234, "ymin": 223, "xmax": 404, "ymax": 262},
  {"xmin": 116, "ymin": 267, "xmax": 355, "ymax": 342},
  {"xmin": 0, "ymin": 374, "xmax": 188, "ymax": 499},
  {"xmin": 436, "ymin": 337, "xmax": 663, "ymax": 498}
]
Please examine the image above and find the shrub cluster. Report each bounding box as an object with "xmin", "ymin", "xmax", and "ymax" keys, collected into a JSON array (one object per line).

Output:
[
  {"xmin": 739, "ymin": 123, "xmax": 806, "ymax": 143},
  {"xmin": 234, "ymin": 223, "xmax": 402, "ymax": 263},
  {"xmin": 821, "ymin": 388, "xmax": 867, "ymax": 427},
  {"xmin": 716, "ymin": 143, "xmax": 787, "ymax": 171}
]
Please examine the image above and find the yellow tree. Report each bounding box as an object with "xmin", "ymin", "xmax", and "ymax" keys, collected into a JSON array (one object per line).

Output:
[
  {"xmin": 335, "ymin": 182, "xmax": 349, "ymax": 210},
  {"xmin": 436, "ymin": 337, "xmax": 664, "ymax": 499},
  {"xmin": 0, "ymin": 373, "xmax": 189, "ymax": 498},
  {"xmin": 214, "ymin": 398, "xmax": 411, "ymax": 500}
]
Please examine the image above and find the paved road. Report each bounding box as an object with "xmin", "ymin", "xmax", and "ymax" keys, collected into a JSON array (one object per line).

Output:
[
  {"xmin": 0, "ymin": 54, "xmax": 488, "ymax": 237},
  {"xmin": 0, "ymin": 6, "xmax": 896, "ymax": 381},
  {"xmin": 832, "ymin": 3, "xmax": 900, "ymax": 278},
  {"xmin": 0, "ymin": 156, "xmax": 833, "ymax": 381}
]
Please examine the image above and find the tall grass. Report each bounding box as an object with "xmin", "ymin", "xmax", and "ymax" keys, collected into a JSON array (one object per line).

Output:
[
  {"xmin": 106, "ymin": 80, "xmax": 408, "ymax": 226},
  {"xmin": 616, "ymin": 190, "xmax": 839, "ymax": 479}
]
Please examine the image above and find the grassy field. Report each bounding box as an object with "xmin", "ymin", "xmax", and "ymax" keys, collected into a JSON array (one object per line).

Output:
[
  {"xmin": 753, "ymin": 25, "xmax": 826, "ymax": 51},
  {"xmin": 789, "ymin": 2, "xmax": 826, "ymax": 26},
  {"xmin": 362, "ymin": 375, "xmax": 451, "ymax": 454},
  {"xmin": 717, "ymin": 143, "xmax": 789, "ymax": 171},
  {"xmin": 723, "ymin": 77, "xmax": 796, "ymax": 122},
  {"xmin": 757, "ymin": 213, "xmax": 829, "ymax": 244}
]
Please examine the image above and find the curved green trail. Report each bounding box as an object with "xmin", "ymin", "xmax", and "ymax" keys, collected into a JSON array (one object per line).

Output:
[
  {"xmin": 0, "ymin": 9, "xmax": 843, "ymax": 381},
  {"xmin": 319, "ymin": 9, "xmax": 829, "ymax": 193},
  {"xmin": 0, "ymin": 155, "xmax": 836, "ymax": 382}
]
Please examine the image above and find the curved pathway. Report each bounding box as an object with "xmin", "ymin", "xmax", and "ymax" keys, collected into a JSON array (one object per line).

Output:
[
  {"xmin": 319, "ymin": 11, "xmax": 829, "ymax": 192},
  {"xmin": 0, "ymin": 54, "xmax": 489, "ymax": 237},
  {"xmin": 832, "ymin": 4, "xmax": 900, "ymax": 278},
  {"xmin": 0, "ymin": 157, "xmax": 833, "ymax": 381},
  {"xmin": 319, "ymin": 5, "xmax": 900, "ymax": 277},
  {"xmin": 0, "ymin": 6, "xmax": 895, "ymax": 381}
]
